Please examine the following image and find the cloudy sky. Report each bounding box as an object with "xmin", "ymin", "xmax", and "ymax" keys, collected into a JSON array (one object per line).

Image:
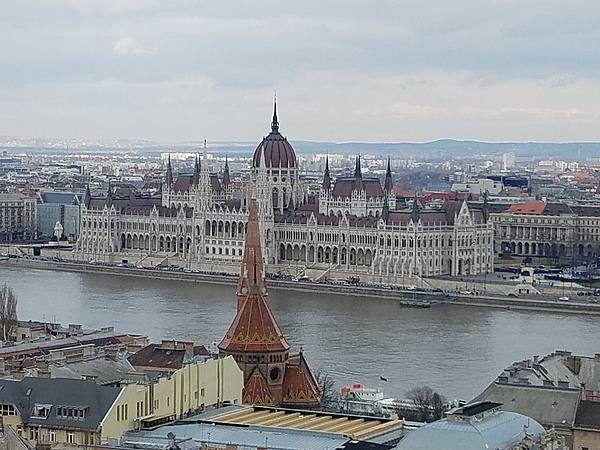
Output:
[{"xmin": 2, "ymin": 0, "xmax": 600, "ymax": 142}]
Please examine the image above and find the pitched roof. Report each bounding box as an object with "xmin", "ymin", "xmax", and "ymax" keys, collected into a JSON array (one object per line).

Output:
[
  {"xmin": 50, "ymin": 356, "xmax": 140, "ymax": 385},
  {"xmin": 0, "ymin": 377, "xmax": 120, "ymax": 431},
  {"xmin": 282, "ymin": 353, "xmax": 320, "ymax": 408},
  {"xmin": 332, "ymin": 177, "xmax": 384, "ymax": 198},
  {"xmin": 243, "ymin": 368, "xmax": 277, "ymax": 406},
  {"xmin": 128, "ymin": 345, "xmax": 182, "ymax": 371},
  {"xmin": 574, "ymin": 400, "xmax": 600, "ymax": 429},
  {"xmin": 473, "ymin": 381, "xmax": 580, "ymax": 428},
  {"xmin": 507, "ymin": 201, "xmax": 547, "ymax": 214}
]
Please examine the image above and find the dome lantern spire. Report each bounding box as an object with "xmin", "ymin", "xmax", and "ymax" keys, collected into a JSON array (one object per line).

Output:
[{"xmin": 271, "ymin": 94, "xmax": 279, "ymax": 133}]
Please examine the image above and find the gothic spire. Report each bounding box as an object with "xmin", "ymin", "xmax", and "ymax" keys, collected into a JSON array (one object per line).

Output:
[
  {"xmin": 106, "ymin": 181, "xmax": 113, "ymax": 207},
  {"xmin": 384, "ymin": 156, "xmax": 393, "ymax": 192},
  {"xmin": 271, "ymin": 96, "xmax": 279, "ymax": 133},
  {"xmin": 322, "ymin": 155, "xmax": 331, "ymax": 191},
  {"xmin": 166, "ymin": 154, "xmax": 173, "ymax": 187},
  {"xmin": 237, "ymin": 199, "xmax": 266, "ymax": 307},
  {"xmin": 84, "ymin": 184, "xmax": 91, "ymax": 208},
  {"xmin": 222, "ymin": 154, "xmax": 231, "ymax": 187},
  {"xmin": 193, "ymin": 154, "xmax": 200, "ymax": 186},
  {"xmin": 354, "ymin": 155, "xmax": 362, "ymax": 178}
]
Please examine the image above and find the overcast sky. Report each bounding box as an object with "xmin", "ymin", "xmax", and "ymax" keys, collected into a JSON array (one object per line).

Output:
[{"xmin": 2, "ymin": 0, "xmax": 600, "ymax": 143}]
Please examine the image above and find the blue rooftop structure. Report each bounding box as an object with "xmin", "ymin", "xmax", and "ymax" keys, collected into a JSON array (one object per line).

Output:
[{"xmin": 395, "ymin": 402, "xmax": 545, "ymax": 450}]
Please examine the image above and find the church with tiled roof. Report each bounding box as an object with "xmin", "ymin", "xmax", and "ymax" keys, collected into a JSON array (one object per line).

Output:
[{"xmin": 219, "ymin": 199, "xmax": 320, "ymax": 408}]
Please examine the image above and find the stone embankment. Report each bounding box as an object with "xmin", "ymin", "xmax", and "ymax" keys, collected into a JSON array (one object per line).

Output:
[{"xmin": 4, "ymin": 258, "xmax": 600, "ymax": 315}]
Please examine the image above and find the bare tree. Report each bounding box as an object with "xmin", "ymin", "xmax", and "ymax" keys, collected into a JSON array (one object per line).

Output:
[
  {"xmin": 406, "ymin": 386, "xmax": 446, "ymax": 422},
  {"xmin": 314, "ymin": 369, "xmax": 339, "ymax": 410},
  {"xmin": 0, "ymin": 284, "xmax": 18, "ymax": 342}
]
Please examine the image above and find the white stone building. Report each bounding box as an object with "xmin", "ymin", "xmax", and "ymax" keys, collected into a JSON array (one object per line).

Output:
[{"xmin": 76, "ymin": 104, "xmax": 494, "ymax": 282}]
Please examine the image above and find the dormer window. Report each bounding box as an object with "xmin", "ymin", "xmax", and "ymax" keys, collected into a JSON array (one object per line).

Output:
[{"xmin": 31, "ymin": 403, "xmax": 52, "ymax": 419}]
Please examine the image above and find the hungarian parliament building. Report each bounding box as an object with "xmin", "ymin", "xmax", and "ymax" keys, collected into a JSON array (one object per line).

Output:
[{"xmin": 76, "ymin": 104, "xmax": 494, "ymax": 283}]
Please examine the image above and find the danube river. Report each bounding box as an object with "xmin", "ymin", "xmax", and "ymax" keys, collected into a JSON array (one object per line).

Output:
[{"xmin": 1, "ymin": 266, "xmax": 599, "ymax": 400}]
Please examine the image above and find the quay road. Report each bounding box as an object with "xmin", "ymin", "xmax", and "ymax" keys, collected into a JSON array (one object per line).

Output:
[{"xmin": 5, "ymin": 258, "xmax": 600, "ymax": 315}]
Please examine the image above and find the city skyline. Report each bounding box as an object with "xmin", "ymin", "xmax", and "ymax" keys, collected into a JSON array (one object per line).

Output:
[{"xmin": 2, "ymin": 1, "xmax": 600, "ymax": 143}]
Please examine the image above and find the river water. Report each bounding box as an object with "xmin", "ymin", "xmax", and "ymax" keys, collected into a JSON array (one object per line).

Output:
[{"xmin": 1, "ymin": 266, "xmax": 598, "ymax": 400}]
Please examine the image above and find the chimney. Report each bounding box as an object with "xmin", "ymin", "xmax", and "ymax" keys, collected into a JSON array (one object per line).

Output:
[
  {"xmin": 533, "ymin": 355, "xmax": 539, "ymax": 364},
  {"xmin": 497, "ymin": 375, "xmax": 509, "ymax": 384}
]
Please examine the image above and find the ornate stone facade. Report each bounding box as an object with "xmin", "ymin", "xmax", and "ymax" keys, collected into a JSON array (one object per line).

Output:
[
  {"xmin": 76, "ymin": 103, "xmax": 494, "ymax": 281},
  {"xmin": 490, "ymin": 200, "xmax": 600, "ymax": 261}
]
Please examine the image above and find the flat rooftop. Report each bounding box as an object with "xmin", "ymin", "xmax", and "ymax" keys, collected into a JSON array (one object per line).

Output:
[{"xmin": 194, "ymin": 405, "xmax": 404, "ymax": 442}]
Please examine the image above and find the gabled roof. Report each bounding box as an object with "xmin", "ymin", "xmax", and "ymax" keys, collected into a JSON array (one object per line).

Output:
[
  {"xmin": 243, "ymin": 368, "xmax": 277, "ymax": 406},
  {"xmin": 282, "ymin": 353, "xmax": 320, "ymax": 408},
  {"xmin": 0, "ymin": 377, "xmax": 120, "ymax": 431}
]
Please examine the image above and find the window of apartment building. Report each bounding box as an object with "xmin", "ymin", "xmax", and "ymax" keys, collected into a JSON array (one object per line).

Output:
[
  {"xmin": 0, "ymin": 403, "xmax": 17, "ymax": 415},
  {"xmin": 201, "ymin": 388, "xmax": 205, "ymax": 397},
  {"xmin": 66, "ymin": 432, "xmax": 74, "ymax": 444},
  {"xmin": 49, "ymin": 430, "xmax": 56, "ymax": 443}
]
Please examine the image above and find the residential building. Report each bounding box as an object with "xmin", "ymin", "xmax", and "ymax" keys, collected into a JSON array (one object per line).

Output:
[
  {"xmin": 473, "ymin": 351, "xmax": 600, "ymax": 448},
  {"xmin": 0, "ymin": 357, "xmax": 243, "ymax": 448},
  {"xmin": 0, "ymin": 192, "xmax": 36, "ymax": 241}
]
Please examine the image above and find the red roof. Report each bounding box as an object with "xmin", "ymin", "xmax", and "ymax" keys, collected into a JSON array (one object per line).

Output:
[{"xmin": 507, "ymin": 201, "xmax": 547, "ymax": 215}]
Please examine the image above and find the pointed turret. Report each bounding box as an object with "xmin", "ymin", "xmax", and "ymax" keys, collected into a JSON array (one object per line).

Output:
[
  {"xmin": 322, "ymin": 156, "xmax": 331, "ymax": 191},
  {"xmin": 192, "ymin": 154, "xmax": 200, "ymax": 186},
  {"xmin": 106, "ymin": 182, "xmax": 113, "ymax": 208},
  {"xmin": 411, "ymin": 193, "xmax": 420, "ymax": 223},
  {"xmin": 222, "ymin": 154, "xmax": 231, "ymax": 187},
  {"xmin": 354, "ymin": 155, "xmax": 363, "ymax": 178},
  {"xmin": 384, "ymin": 156, "xmax": 393, "ymax": 192},
  {"xmin": 166, "ymin": 155, "xmax": 173, "ymax": 187},
  {"xmin": 84, "ymin": 184, "xmax": 91, "ymax": 208}
]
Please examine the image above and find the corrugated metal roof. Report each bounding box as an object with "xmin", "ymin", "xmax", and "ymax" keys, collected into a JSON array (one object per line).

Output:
[{"xmin": 122, "ymin": 422, "xmax": 350, "ymax": 450}]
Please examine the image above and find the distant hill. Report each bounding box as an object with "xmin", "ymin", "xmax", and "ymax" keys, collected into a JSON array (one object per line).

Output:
[{"xmin": 2, "ymin": 138, "xmax": 600, "ymax": 159}]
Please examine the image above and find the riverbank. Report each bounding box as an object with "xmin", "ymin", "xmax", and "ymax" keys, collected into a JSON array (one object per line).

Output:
[{"xmin": 5, "ymin": 258, "xmax": 600, "ymax": 316}]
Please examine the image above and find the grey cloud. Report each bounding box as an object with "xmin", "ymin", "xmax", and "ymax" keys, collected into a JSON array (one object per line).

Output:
[{"xmin": 1, "ymin": 1, "xmax": 600, "ymax": 141}]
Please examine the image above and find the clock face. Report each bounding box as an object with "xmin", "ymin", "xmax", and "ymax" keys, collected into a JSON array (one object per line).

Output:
[{"xmin": 241, "ymin": 287, "xmax": 248, "ymax": 294}]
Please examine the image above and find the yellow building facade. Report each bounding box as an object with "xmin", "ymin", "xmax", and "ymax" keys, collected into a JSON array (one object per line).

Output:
[
  {"xmin": 0, "ymin": 356, "xmax": 243, "ymax": 448},
  {"xmin": 101, "ymin": 356, "xmax": 243, "ymax": 443}
]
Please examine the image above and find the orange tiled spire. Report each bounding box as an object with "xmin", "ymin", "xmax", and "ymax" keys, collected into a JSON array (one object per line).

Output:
[
  {"xmin": 218, "ymin": 199, "xmax": 290, "ymax": 354},
  {"xmin": 236, "ymin": 199, "xmax": 266, "ymax": 309}
]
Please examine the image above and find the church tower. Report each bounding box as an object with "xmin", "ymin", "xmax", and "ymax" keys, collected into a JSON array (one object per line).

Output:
[{"xmin": 218, "ymin": 199, "xmax": 320, "ymax": 408}]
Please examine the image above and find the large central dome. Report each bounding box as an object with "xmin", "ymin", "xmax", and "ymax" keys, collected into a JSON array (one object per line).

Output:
[{"xmin": 252, "ymin": 101, "xmax": 297, "ymax": 169}]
